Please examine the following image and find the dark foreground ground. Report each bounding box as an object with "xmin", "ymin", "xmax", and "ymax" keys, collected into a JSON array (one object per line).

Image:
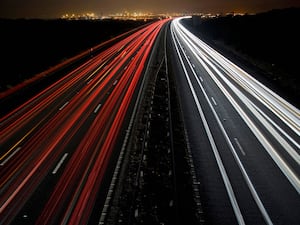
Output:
[
  {"xmin": 182, "ymin": 7, "xmax": 300, "ymax": 108},
  {"xmin": 0, "ymin": 18, "xmax": 151, "ymax": 92}
]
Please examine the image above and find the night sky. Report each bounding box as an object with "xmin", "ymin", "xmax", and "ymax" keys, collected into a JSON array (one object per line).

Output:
[{"xmin": 0, "ymin": 0, "xmax": 299, "ymax": 18}]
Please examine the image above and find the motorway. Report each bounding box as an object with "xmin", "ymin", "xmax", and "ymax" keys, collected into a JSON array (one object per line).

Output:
[
  {"xmin": 1, "ymin": 16, "xmax": 299, "ymax": 225},
  {"xmin": 0, "ymin": 19, "xmax": 168, "ymax": 225},
  {"xmin": 168, "ymin": 17, "xmax": 300, "ymax": 225}
]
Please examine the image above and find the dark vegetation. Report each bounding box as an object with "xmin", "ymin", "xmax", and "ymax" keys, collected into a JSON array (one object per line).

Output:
[
  {"xmin": 0, "ymin": 18, "xmax": 150, "ymax": 92},
  {"xmin": 183, "ymin": 7, "xmax": 300, "ymax": 108}
]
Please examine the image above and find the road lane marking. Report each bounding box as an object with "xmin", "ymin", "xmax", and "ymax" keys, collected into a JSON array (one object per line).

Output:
[
  {"xmin": 199, "ymin": 76, "xmax": 203, "ymax": 82},
  {"xmin": 171, "ymin": 26, "xmax": 246, "ymax": 225},
  {"xmin": 211, "ymin": 97, "xmax": 217, "ymax": 106},
  {"xmin": 234, "ymin": 138, "xmax": 246, "ymax": 156},
  {"xmin": 0, "ymin": 147, "xmax": 21, "ymax": 166},
  {"xmin": 113, "ymin": 80, "xmax": 118, "ymax": 86},
  {"xmin": 59, "ymin": 101, "xmax": 69, "ymax": 111},
  {"xmin": 87, "ymin": 79, "xmax": 93, "ymax": 84},
  {"xmin": 94, "ymin": 103, "xmax": 102, "ymax": 114},
  {"xmin": 52, "ymin": 153, "xmax": 68, "ymax": 174}
]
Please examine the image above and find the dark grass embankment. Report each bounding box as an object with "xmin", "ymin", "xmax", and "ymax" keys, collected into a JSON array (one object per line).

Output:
[{"xmin": 0, "ymin": 18, "xmax": 151, "ymax": 92}]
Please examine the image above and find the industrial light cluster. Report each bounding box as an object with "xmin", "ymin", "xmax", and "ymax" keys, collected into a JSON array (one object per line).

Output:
[
  {"xmin": 60, "ymin": 11, "xmax": 247, "ymax": 20},
  {"xmin": 61, "ymin": 11, "xmax": 169, "ymax": 20},
  {"xmin": 61, "ymin": 12, "xmax": 98, "ymax": 20}
]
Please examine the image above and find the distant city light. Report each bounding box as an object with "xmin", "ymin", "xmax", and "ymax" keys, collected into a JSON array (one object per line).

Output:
[
  {"xmin": 60, "ymin": 11, "xmax": 248, "ymax": 21},
  {"xmin": 61, "ymin": 12, "xmax": 98, "ymax": 20}
]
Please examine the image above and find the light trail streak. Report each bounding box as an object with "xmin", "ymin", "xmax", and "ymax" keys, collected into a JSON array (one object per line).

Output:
[
  {"xmin": 171, "ymin": 21, "xmax": 246, "ymax": 225},
  {"xmin": 171, "ymin": 17, "xmax": 299, "ymax": 224},
  {"xmin": 172, "ymin": 19, "xmax": 300, "ymax": 192},
  {"xmin": 0, "ymin": 19, "xmax": 169, "ymax": 224}
]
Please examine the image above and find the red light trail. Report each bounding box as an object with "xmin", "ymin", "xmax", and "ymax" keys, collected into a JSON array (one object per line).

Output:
[{"xmin": 0, "ymin": 19, "xmax": 169, "ymax": 224}]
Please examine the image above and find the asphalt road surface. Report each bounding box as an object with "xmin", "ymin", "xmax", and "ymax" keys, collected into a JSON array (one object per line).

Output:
[{"xmin": 167, "ymin": 17, "xmax": 300, "ymax": 225}]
